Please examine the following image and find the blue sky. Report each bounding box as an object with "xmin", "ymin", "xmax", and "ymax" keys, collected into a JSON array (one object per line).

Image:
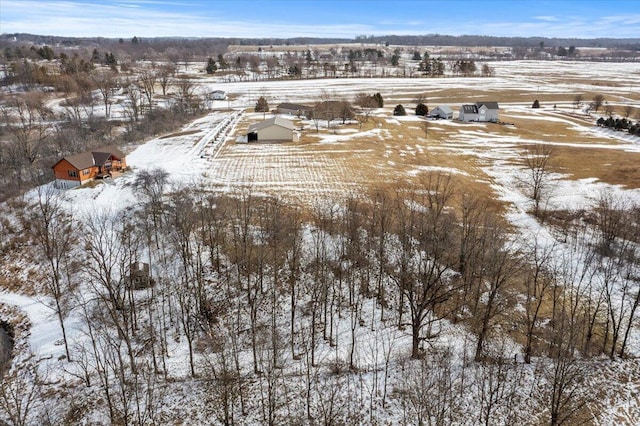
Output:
[{"xmin": 1, "ymin": 0, "xmax": 639, "ymax": 39}]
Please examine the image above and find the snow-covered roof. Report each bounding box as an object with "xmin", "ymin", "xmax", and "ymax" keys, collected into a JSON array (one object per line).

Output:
[
  {"xmin": 432, "ymin": 105, "xmax": 453, "ymax": 114},
  {"xmin": 247, "ymin": 116, "xmax": 295, "ymax": 133}
]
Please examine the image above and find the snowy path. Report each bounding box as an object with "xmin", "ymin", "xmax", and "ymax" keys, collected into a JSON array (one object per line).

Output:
[{"xmin": 0, "ymin": 292, "xmax": 81, "ymax": 360}]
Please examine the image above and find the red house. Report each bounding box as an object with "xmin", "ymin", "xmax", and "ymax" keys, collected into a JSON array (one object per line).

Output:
[{"xmin": 52, "ymin": 147, "xmax": 127, "ymax": 189}]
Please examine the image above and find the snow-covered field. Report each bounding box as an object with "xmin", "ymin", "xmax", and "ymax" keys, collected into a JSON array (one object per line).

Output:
[{"xmin": 1, "ymin": 59, "xmax": 640, "ymax": 424}]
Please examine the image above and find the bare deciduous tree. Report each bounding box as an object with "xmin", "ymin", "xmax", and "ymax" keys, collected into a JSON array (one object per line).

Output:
[
  {"xmin": 83, "ymin": 211, "xmax": 140, "ymax": 375},
  {"xmin": 174, "ymin": 76, "xmax": 200, "ymax": 112},
  {"xmin": 592, "ymin": 94, "xmax": 605, "ymax": 113},
  {"xmin": 0, "ymin": 355, "xmax": 43, "ymax": 426},
  {"xmin": 1, "ymin": 93, "xmax": 52, "ymax": 189},
  {"xmin": 123, "ymin": 82, "xmax": 142, "ymax": 123},
  {"xmin": 139, "ymin": 70, "xmax": 157, "ymax": 112},
  {"xmin": 158, "ymin": 64, "xmax": 175, "ymax": 96},
  {"xmin": 573, "ymin": 93, "xmax": 583, "ymax": 109},
  {"xmin": 472, "ymin": 221, "xmax": 520, "ymax": 362},
  {"xmin": 91, "ymin": 71, "xmax": 117, "ymax": 118},
  {"xmin": 25, "ymin": 185, "xmax": 77, "ymax": 361},
  {"xmin": 389, "ymin": 174, "xmax": 459, "ymax": 359},
  {"xmin": 355, "ymin": 92, "xmax": 378, "ymax": 123},
  {"xmin": 395, "ymin": 349, "xmax": 463, "ymax": 425},
  {"xmin": 525, "ymin": 144, "xmax": 554, "ymax": 218},
  {"xmin": 522, "ymin": 237, "xmax": 556, "ymax": 364}
]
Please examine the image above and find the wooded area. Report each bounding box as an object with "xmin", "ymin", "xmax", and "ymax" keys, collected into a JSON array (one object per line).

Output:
[{"xmin": 1, "ymin": 171, "xmax": 638, "ymax": 424}]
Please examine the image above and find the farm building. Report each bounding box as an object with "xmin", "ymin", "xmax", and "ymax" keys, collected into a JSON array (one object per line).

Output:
[
  {"xmin": 242, "ymin": 116, "xmax": 295, "ymax": 143},
  {"xmin": 209, "ymin": 90, "xmax": 226, "ymax": 100},
  {"xmin": 458, "ymin": 102, "xmax": 499, "ymax": 122},
  {"xmin": 429, "ymin": 105, "xmax": 453, "ymax": 119},
  {"xmin": 52, "ymin": 147, "xmax": 126, "ymax": 189},
  {"xmin": 277, "ymin": 102, "xmax": 312, "ymax": 118}
]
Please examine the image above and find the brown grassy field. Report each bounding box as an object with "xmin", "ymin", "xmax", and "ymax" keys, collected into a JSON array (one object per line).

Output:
[
  {"xmin": 211, "ymin": 104, "xmax": 639, "ymax": 210},
  {"xmin": 204, "ymin": 59, "xmax": 640, "ymax": 210}
]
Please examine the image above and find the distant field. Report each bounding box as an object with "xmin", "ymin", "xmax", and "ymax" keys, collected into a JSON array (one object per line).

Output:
[{"xmin": 201, "ymin": 61, "xmax": 640, "ymax": 209}]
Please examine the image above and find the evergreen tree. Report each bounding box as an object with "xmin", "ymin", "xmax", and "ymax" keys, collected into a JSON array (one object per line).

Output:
[
  {"xmin": 419, "ymin": 58, "xmax": 431, "ymax": 74},
  {"xmin": 415, "ymin": 103, "xmax": 429, "ymax": 116},
  {"xmin": 255, "ymin": 96, "xmax": 269, "ymax": 112},
  {"xmin": 206, "ymin": 57, "xmax": 217, "ymax": 74},
  {"xmin": 421, "ymin": 57, "xmax": 445, "ymax": 77},
  {"xmin": 105, "ymin": 52, "xmax": 117, "ymax": 66},
  {"xmin": 532, "ymin": 99, "xmax": 540, "ymax": 109},
  {"xmin": 373, "ymin": 92, "xmax": 384, "ymax": 108},
  {"xmin": 91, "ymin": 48, "xmax": 101, "ymax": 63},
  {"xmin": 393, "ymin": 104, "xmax": 407, "ymax": 116},
  {"xmin": 36, "ymin": 45, "xmax": 55, "ymax": 60}
]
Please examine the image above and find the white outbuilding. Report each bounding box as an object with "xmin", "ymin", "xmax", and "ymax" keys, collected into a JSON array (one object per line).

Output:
[
  {"xmin": 209, "ymin": 90, "xmax": 226, "ymax": 100},
  {"xmin": 245, "ymin": 116, "xmax": 295, "ymax": 142},
  {"xmin": 428, "ymin": 105, "xmax": 453, "ymax": 119}
]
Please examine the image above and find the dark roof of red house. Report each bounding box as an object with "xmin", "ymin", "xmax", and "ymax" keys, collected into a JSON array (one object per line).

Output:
[{"xmin": 53, "ymin": 146, "xmax": 125, "ymax": 170}]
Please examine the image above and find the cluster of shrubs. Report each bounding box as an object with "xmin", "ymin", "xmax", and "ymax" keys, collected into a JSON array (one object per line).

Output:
[
  {"xmin": 392, "ymin": 103, "xmax": 429, "ymax": 116},
  {"xmin": 596, "ymin": 116, "xmax": 640, "ymax": 136}
]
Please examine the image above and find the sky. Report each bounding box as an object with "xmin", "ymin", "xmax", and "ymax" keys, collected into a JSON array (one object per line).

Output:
[{"xmin": 1, "ymin": 0, "xmax": 639, "ymax": 39}]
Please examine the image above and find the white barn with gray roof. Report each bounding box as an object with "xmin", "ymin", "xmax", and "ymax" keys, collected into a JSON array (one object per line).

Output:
[
  {"xmin": 243, "ymin": 116, "xmax": 295, "ymax": 143},
  {"xmin": 429, "ymin": 105, "xmax": 453, "ymax": 119}
]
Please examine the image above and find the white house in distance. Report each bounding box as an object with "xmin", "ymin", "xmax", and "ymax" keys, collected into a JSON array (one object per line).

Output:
[
  {"xmin": 428, "ymin": 105, "xmax": 453, "ymax": 119},
  {"xmin": 458, "ymin": 102, "xmax": 499, "ymax": 122},
  {"xmin": 208, "ymin": 90, "xmax": 226, "ymax": 100},
  {"xmin": 238, "ymin": 116, "xmax": 295, "ymax": 143}
]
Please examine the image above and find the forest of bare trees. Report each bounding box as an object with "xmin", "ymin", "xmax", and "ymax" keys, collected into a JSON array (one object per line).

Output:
[{"xmin": 0, "ymin": 170, "xmax": 638, "ymax": 424}]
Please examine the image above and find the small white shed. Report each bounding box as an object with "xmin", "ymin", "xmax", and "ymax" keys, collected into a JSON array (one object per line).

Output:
[{"xmin": 429, "ymin": 105, "xmax": 453, "ymax": 119}]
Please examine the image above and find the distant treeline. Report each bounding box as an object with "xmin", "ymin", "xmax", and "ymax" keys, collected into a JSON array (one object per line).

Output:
[
  {"xmin": 2, "ymin": 33, "xmax": 639, "ymax": 50},
  {"xmin": 361, "ymin": 34, "xmax": 640, "ymax": 49}
]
